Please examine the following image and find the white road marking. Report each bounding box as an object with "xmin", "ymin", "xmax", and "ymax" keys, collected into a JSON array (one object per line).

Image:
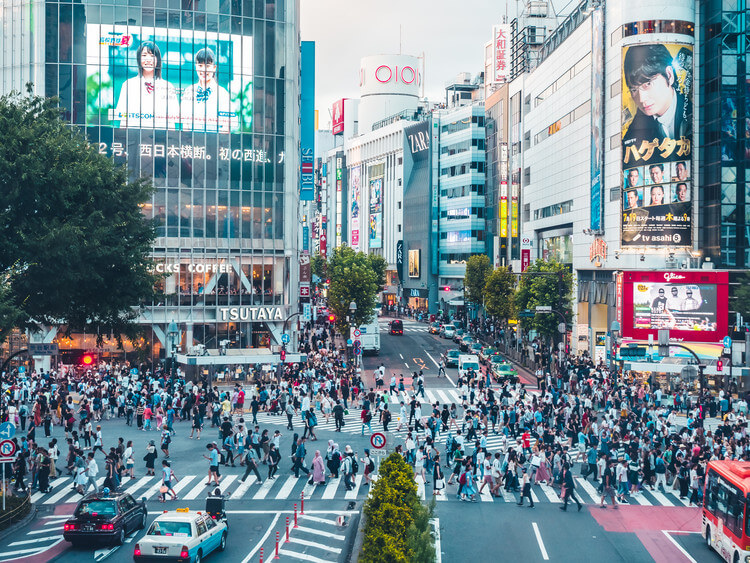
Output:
[
  {"xmin": 254, "ymin": 477, "xmax": 276, "ymax": 500},
  {"xmin": 648, "ymin": 488, "xmax": 676, "ymax": 507},
  {"xmin": 278, "ymin": 550, "xmax": 331, "ymax": 563},
  {"xmin": 532, "ymin": 522, "xmax": 549, "ymax": 560},
  {"xmin": 299, "ymin": 514, "xmax": 340, "ymax": 526},
  {"xmin": 288, "ymin": 537, "xmax": 342, "ymax": 553},
  {"xmin": 240, "ymin": 514, "xmax": 280, "ymax": 563},
  {"xmin": 662, "ymin": 530, "xmax": 698, "ymax": 563},
  {"xmin": 293, "ymin": 526, "xmax": 345, "ymax": 540},
  {"xmin": 345, "ymin": 474, "xmax": 363, "ymax": 500},
  {"xmin": 415, "ymin": 475, "xmax": 426, "ymax": 500},
  {"xmin": 321, "ymin": 478, "xmax": 341, "ymax": 500},
  {"xmin": 230, "ymin": 476, "xmax": 256, "ymax": 499},
  {"xmin": 538, "ymin": 483, "xmax": 562, "ymax": 503},
  {"xmin": 275, "ymin": 476, "xmax": 299, "ymax": 500},
  {"xmin": 425, "ymin": 352, "xmax": 440, "ymax": 368},
  {"xmin": 183, "ymin": 478, "xmax": 210, "ymax": 500},
  {"xmin": 121, "ymin": 476, "xmax": 153, "ymax": 498},
  {"xmin": 9, "ymin": 535, "xmax": 62, "ymax": 546},
  {"xmin": 576, "ymin": 478, "xmax": 600, "ymax": 503}
]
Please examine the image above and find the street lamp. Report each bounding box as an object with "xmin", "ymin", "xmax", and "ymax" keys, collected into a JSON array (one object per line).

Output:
[{"xmin": 167, "ymin": 319, "xmax": 179, "ymax": 378}]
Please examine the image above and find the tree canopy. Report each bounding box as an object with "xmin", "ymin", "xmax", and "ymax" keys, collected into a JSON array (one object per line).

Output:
[
  {"xmin": 0, "ymin": 88, "xmax": 158, "ymax": 343},
  {"xmin": 514, "ymin": 259, "xmax": 573, "ymax": 340},
  {"xmin": 464, "ymin": 254, "xmax": 493, "ymax": 305},
  {"xmin": 326, "ymin": 246, "xmax": 383, "ymax": 336},
  {"xmin": 484, "ymin": 266, "xmax": 516, "ymax": 321}
]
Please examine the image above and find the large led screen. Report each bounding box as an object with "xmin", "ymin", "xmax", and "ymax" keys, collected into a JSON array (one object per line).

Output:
[
  {"xmin": 86, "ymin": 25, "xmax": 252, "ymax": 133},
  {"xmin": 632, "ymin": 282, "xmax": 717, "ymax": 331},
  {"xmin": 621, "ymin": 42, "xmax": 692, "ymax": 248}
]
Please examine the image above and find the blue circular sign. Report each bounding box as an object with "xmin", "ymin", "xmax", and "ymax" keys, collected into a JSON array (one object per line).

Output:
[
  {"xmin": 723, "ymin": 336, "xmax": 732, "ymax": 348},
  {"xmin": 0, "ymin": 422, "xmax": 15, "ymax": 440},
  {"xmin": 281, "ymin": 333, "xmax": 290, "ymax": 344}
]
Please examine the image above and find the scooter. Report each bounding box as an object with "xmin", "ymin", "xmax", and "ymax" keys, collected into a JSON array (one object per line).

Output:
[{"xmin": 205, "ymin": 488, "xmax": 228, "ymax": 527}]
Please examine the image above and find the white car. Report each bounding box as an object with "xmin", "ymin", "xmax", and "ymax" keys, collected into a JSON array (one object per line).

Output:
[
  {"xmin": 442, "ymin": 325, "xmax": 456, "ymax": 339},
  {"xmin": 134, "ymin": 509, "xmax": 227, "ymax": 563}
]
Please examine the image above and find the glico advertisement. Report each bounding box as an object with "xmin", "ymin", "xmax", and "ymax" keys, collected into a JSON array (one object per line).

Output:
[
  {"xmin": 86, "ymin": 25, "xmax": 253, "ymax": 132},
  {"xmin": 620, "ymin": 271, "xmax": 728, "ymax": 343},
  {"xmin": 621, "ymin": 43, "xmax": 693, "ymax": 247}
]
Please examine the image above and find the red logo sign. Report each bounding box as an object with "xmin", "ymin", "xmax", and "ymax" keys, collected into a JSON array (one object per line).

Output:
[
  {"xmin": 332, "ymin": 99, "xmax": 345, "ymax": 135},
  {"xmin": 299, "ymin": 284, "xmax": 310, "ymax": 298}
]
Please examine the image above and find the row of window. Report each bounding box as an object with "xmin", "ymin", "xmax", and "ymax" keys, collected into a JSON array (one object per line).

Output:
[
  {"xmin": 440, "ymin": 207, "xmax": 485, "ymax": 219},
  {"xmin": 441, "ymin": 184, "xmax": 486, "ymax": 198},
  {"xmin": 533, "ymin": 100, "xmax": 591, "ymax": 145},
  {"xmin": 440, "ymin": 138, "xmax": 486, "ymax": 155},
  {"xmin": 440, "ymin": 230, "xmax": 486, "ymax": 242},
  {"xmin": 533, "ymin": 199, "xmax": 574, "ymax": 220},
  {"xmin": 440, "ymin": 161, "xmax": 486, "ymax": 176},
  {"xmin": 440, "ymin": 115, "xmax": 485, "ymax": 135},
  {"xmin": 534, "ymin": 53, "xmax": 591, "ymax": 107},
  {"xmin": 704, "ymin": 469, "xmax": 749, "ymax": 539}
]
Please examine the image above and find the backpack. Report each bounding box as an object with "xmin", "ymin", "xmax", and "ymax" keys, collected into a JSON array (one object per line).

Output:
[
  {"xmin": 352, "ymin": 457, "xmax": 359, "ymax": 474},
  {"xmin": 459, "ymin": 471, "xmax": 467, "ymax": 485},
  {"xmin": 367, "ymin": 459, "xmax": 375, "ymax": 473},
  {"xmin": 364, "ymin": 412, "xmax": 372, "ymax": 423}
]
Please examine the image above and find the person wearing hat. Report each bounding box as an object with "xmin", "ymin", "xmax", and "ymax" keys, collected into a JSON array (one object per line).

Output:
[
  {"xmin": 341, "ymin": 445, "xmax": 355, "ymax": 491},
  {"xmin": 517, "ymin": 466, "xmax": 534, "ymax": 508}
]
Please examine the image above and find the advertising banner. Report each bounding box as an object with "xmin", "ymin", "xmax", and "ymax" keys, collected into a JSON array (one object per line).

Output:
[
  {"xmin": 350, "ymin": 166, "xmax": 361, "ymax": 250},
  {"xmin": 492, "ymin": 24, "xmax": 511, "ymax": 83},
  {"xmin": 396, "ymin": 240, "xmax": 404, "ymax": 283},
  {"xmin": 332, "ymin": 99, "xmax": 345, "ymax": 135},
  {"xmin": 408, "ymin": 249, "xmax": 420, "ymax": 278},
  {"xmin": 369, "ymin": 213, "xmax": 382, "ymax": 248},
  {"xmin": 368, "ymin": 174, "xmax": 383, "ymax": 249},
  {"xmin": 86, "ymin": 25, "xmax": 252, "ymax": 132},
  {"xmin": 621, "ymin": 42, "xmax": 693, "ymax": 247},
  {"xmin": 621, "ymin": 271, "xmax": 728, "ymax": 343},
  {"xmin": 590, "ymin": 9, "xmax": 604, "ymax": 231},
  {"xmin": 300, "ymin": 42, "xmax": 315, "ymax": 201}
]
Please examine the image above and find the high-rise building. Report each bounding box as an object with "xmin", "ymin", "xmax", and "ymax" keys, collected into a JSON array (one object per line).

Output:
[{"xmin": 0, "ymin": 0, "xmax": 302, "ymax": 369}]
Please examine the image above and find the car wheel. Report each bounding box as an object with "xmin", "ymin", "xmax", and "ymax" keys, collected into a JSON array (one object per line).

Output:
[
  {"xmin": 705, "ymin": 526, "xmax": 711, "ymax": 549},
  {"xmin": 116, "ymin": 527, "xmax": 125, "ymax": 545},
  {"xmin": 734, "ymin": 552, "xmax": 739, "ymax": 563},
  {"xmin": 218, "ymin": 532, "xmax": 227, "ymax": 551},
  {"xmin": 195, "ymin": 550, "xmax": 202, "ymax": 563}
]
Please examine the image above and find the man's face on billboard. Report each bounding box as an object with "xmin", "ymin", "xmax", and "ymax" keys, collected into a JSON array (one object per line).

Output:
[
  {"xmin": 628, "ymin": 169, "xmax": 640, "ymax": 186},
  {"xmin": 627, "ymin": 190, "xmax": 639, "ymax": 208},
  {"xmin": 676, "ymin": 162, "xmax": 688, "ymax": 180},
  {"xmin": 196, "ymin": 62, "xmax": 216, "ymax": 86},
  {"xmin": 650, "ymin": 165, "xmax": 664, "ymax": 184},
  {"xmin": 676, "ymin": 183, "xmax": 688, "ymax": 201},
  {"xmin": 629, "ymin": 67, "xmax": 675, "ymax": 118}
]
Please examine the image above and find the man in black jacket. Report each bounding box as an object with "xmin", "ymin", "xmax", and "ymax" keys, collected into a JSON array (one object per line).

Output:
[{"xmin": 560, "ymin": 462, "xmax": 582, "ymax": 511}]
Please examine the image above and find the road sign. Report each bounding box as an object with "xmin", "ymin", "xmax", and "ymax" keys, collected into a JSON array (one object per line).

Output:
[
  {"xmin": 370, "ymin": 432, "xmax": 386, "ymax": 449},
  {"xmin": 0, "ymin": 423, "xmax": 15, "ymax": 440},
  {"xmin": 518, "ymin": 309, "xmax": 535, "ymax": 318},
  {"xmin": 535, "ymin": 305, "xmax": 552, "ymax": 312},
  {"xmin": 353, "ymin": 347, "xmax": 361, "ymax": 356},
  {"xmin": 558, "ymin": 322, "xmax": 566, "ymax": 334},
  {"xmin": 28, "ymin": 343, "xmax": 59, "ymax": 356},
  {"xmin": 723, "ymin": 336, "xmax": 732, "ymax": 348},
  {"xmin": 281, "ymin": 333, "xmax": 290, "ymax": 344},
  {"xmin": 0, "ymin": 440, "xmax": 16, "ymax": 458},
  {"xmin": 346, "ymin": 338, "xmax": 353, "ymax": 346},
  {"xmin": 353, "ymin": 329, "xmax": 361, "ymax": 338},
  {"xmin": 369, "ymin": 449, "xmax": 388, "ymax": 456}
]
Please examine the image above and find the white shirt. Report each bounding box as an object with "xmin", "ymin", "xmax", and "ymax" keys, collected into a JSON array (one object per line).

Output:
[
  {"xmin": 114, "ymin": 76, "xmax": 178, "ymax": 129},
  {"xmin": 180, "ymin": 80, "xmax": 235, "ymax": 133},
  {"xmin": 655, "ymin": 89, "xmax": 678, "ymax": 138}
]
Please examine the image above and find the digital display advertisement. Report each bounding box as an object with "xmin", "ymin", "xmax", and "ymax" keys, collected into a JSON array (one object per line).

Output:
[
  {"xmin": 621, "ymin": 271, "xmax": 728, "ymax": 343},
  {"xmin": 621, "ymin": 42, "xmax": 693, "ymax": 247},
  {"xmin": 350, "ymin": 166, "xmax": 361, "ymax": 250},
  {"xmin": 369, "ymin": 174, "xmax": 383, "ymax": 249},
  {"xmin": 408, "ymin": 249, "xmax": 420, "ymax": 278},
  {"xmin": 86, "ymin": 25, "xmax": 253, "ymax": 132}
]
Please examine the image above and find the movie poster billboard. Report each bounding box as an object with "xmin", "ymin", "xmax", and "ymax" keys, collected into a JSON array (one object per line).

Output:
[
  {"xmin": 86, "ymin": 25, "xmax": 252, "ymax": 132},
  {"xmin": 590, "ymin": 8, "xmax": 604, "ymax": 231},
  {"xmin": 350, "ymin": 166, "xmax": 361, "ymax": 250},
  {"xmin": 369, "ymin": 176, "xmax": 383, "ymax": 249},
  {"xmin": 621, "ymin": 42, "xmax": 693, "ymax": 247}
]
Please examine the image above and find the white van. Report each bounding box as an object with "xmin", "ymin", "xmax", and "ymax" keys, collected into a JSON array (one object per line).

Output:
[
  {"xmin": 357, "ymin": 317, "xmax": 380, "ymax": 355},
  {"xmin": 458, "ymin": 354, "xmax": 480, "ymax": 379}
]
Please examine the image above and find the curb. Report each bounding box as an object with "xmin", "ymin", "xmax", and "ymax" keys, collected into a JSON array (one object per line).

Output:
[
  {"xmin": 347, "ymin": 506, "xmax": 365, "ymax": 563},
  {"xmin": 0, "ymin": 501, "xmax": 36, "ymax": 544}
]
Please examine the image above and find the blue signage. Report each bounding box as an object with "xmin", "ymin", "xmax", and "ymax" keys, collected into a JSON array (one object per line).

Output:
[
  {"xmin": 723, "ymin": 336, "xmax": 732, "ymax": 348},
  {"xmin": 300, "ymin": 42, "xmax": 315, "ymax": 201}
]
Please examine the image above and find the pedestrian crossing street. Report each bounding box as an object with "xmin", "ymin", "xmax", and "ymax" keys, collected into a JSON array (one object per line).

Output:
[
  {"xmin": 29, "ymin": 471, "xmax": 372, "ymax": 505},
  {"xmin": 414, "ymin": 474, "xmax": 699, "ymax": 508},
  {"xmin": 260, "ymin": 388, "xmax": 533, "ymax": 455}
]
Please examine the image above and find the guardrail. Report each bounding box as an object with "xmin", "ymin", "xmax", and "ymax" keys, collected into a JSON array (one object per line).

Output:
[{"xmin": 0, "ymin": 493, "xmax": 31, "ymax": 530}]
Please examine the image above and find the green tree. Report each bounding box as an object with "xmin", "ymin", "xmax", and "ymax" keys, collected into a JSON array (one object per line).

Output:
[
  {"xmin": 327, "ymin": 246, "xmax": 381, "ymax": 336},
  {"xmin": 368, "ymin": 254, "xmax": 388, "ymax": 293},
  {"xmin": 514, "ymin": 259, "xmax": 573, "ymax": 341},
  {"xmin": 310, "ymin": 253, "xmax": 327, "ymax": 291},
  {"xmin": 484, "ymin": 266, "xmax": 516, "ymax": 322},
  {"xmin": 0, "ymin": 88, "xmax": 157, "ymax": 343},
  {"xmin": 464, "ymin": 254, "xmax": 493, "ymax": 306}
]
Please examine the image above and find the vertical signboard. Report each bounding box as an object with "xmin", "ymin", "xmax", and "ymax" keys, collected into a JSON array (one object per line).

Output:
[
  {"xmin": 320, "ymin": 216, "xmax": 327, "ymax": 258},
  {"xmin": 332, "ymin": 98, "xmax": 345, "ymax": 135},
  {"xmin": 350, "ymin": 165, "xmax": 361, "ymax": 249},
  {"xmin": 368, "ymin": 165, "xmax": 384, "ymax": 249},
  {"xmin": 521, "ymin": 236, "xmax": 532, "ymax": 272},
  {"xmin": 500, "ymin": 180, "xmax": 508, "ymax": 237},
  {"xmin": 300, "ymin": 42, "xmax": 315, "ymax": 201},
  {"xmin": 621, "ymin": 42, "xmax": 693, "ymax": 247},
  {"xmin": 590, "ymin": 9, "xmax": 604, "ymax": 231},
  {"xmin": 430, "ymin": 118, "xmax": 439, "ymax": 275},
  {"xmin": 493, "ymin": 24, "xmax": 511, "ymax": 83},
  {"xmin": 396, "ymin": 240, "xmax": 404, "ymax": 283}
]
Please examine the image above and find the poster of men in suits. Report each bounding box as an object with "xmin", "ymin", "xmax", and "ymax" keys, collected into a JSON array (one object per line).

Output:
[{"xmin": 621, "ymin": 42, "xmax": 693, "ymax": 248}]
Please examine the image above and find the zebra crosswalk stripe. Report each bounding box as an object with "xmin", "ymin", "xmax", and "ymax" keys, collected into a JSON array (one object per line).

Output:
[
  {"xmin": 321, "ymin": 478, "xmax": 340, "ymax": 500},
  {"xmin": 345, "ymin": 475, "xmax": 363, "ymax": 500},
  {"xmin": 230, "ymin": 476, "xmax": 256, "ymax": 500},
  {"xmin": 253, "ymin": 477, "xmax": 276, "ymax": 500}
]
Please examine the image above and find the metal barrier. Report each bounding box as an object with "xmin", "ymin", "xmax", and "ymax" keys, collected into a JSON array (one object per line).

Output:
[{"xmin": 0, "ymin": 493, "xmax": 31, "ymax": 530}]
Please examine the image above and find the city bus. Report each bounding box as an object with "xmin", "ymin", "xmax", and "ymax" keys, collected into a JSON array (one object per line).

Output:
[{"xmin": 703, "ymin": 460, "xmax": 750, "ymax": 563}]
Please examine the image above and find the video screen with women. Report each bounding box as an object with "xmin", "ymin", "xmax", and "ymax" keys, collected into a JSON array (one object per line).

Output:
[
  {"xmin": 86, "ymin": 25, "xmax": 252, "ymax": 133},
  {"xmin": 632, "ymin": 282, "xmax": 717, "ymax": 331}
]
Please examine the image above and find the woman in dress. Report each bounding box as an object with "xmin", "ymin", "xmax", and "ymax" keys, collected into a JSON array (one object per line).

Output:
[
  {"xmin": 113, "ymin": 41, "xmax": 178, "ymax": 129},
  {"xmin": 534, "ymin": 447, "xmax": 551, "ymax": 484},
  {"xmin": 311, "ymin": 450, "xmax": 326, "ymax": 485}
]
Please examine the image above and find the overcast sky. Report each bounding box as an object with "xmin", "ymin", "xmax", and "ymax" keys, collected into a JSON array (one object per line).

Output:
[{"xmin": 300, "ymin": 0, "xmax": 512, "ymax": 129}]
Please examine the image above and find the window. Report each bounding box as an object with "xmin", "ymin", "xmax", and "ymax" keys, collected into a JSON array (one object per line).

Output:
[
  {"xmin": 610, "ymin": 80, "xmax": 620, "ymax": 98},
  {"xmin": 610, "ymin": 187, "xmax": 620, "ymax": 202},
  {"xmin": 397, "ymin": 201, "xmax": 402, "ymax": 209},
  {"xmin": 196, "ymin": 520, "xmax": 208, "ymax": 536}
]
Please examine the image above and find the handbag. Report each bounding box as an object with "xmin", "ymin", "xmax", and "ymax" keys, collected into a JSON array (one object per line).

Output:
[{"xmin": 159, "ymin": 485, "xmax": 168, "ymax": 494}]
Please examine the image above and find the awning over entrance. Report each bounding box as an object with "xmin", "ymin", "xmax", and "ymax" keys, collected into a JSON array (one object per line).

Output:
[
  {"xmin": 176, "ymin": 349, "xmax": 307, "ymax": 366},
  {"xmin": 447, "ymin": 298, "xmax": 465, "ymax": 307}
]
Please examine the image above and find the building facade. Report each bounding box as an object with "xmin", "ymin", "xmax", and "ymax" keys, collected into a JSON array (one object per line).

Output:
[{"xmin": 0, "ymin": 0, "xmax": 302, "ymax": 365}]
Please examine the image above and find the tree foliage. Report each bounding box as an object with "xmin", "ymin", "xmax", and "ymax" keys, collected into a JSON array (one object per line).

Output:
[
  {"xmin": 326, "ymin": 246, "xmax": 382, "ymax": 336},
  {"xmin": 310, "ymin": 253, "xmax": 327, "ymax": 290},
  {"xmin": 0, "ymin": 88, "xmax": 158, "ymax": 343},
  {"xmin": 483, "ymin": 266, "xmax": 516, "ymax": 321},
  {"xmin": 463, "ymin": 254, "xmax": 492, "ymax": 305},
  {"xmin": 514, "ymin": 259, "xmax": 573, "ymax": 340},
  {"xmin": 361, "ymin": 452, "xmax": 435, "ymax": 563}
]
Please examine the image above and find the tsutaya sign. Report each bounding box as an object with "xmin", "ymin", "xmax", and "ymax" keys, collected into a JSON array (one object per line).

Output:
[{"xmin": 219, "ymin": 307, "xmax": 285, "ymax": 321}]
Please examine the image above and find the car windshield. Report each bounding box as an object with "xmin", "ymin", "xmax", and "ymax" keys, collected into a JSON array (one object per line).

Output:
[
  {"xmin": 499, "ymin": 364, "xmax": 513, "ymax": 371},
  {"xmin": 147, "ymin": 521, "xmax": 193, "ymax": 538},
  {"xmin": 491, "ymin": 356, "xmax": 503, "ymax": 363},
  {"xmin": 448, "ymin": 351, "xmax": 460, "ymax": 358},
  {"xmin": 463, "ymin": 362, "xmax": 479, "ymax": 370},
  {"xmin": 444, "ymin": 325, "xmax": 454, "ymax": 331},
  {"xmin": 75, "ymin": 500, "xmax": 117, "ymax": 518}
]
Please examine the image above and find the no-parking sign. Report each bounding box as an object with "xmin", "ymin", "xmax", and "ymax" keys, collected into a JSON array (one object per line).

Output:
[
  {"xmin": 0, "ymin": 439, "xmax": 16, "ymax": 461},
  {"xmin": 370, "ymin": 432, "xmax": 386, "ymax": 450}
]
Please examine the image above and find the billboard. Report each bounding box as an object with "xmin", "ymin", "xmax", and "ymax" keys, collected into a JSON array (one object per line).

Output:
[
  {"xmin": 590, "ymin": 8, "xmax": 604, "ymax": 231},
  {"xmin": 621, "ymin": 42, "xmax": 693, "ymax": 247},
  {"xmin": 86, "ymin": 25, "xmax": 252, "ymax": 132},
  {"xmin": 620, "ymin": 271, "xmax": 728, "ymax": 343},
  {"xmin": 332, "ymin": 99, "xmax": 345, "ymax": 135},
  {"xmin": 369, "ymin": 174, "xmax": 383, "ymax": 249},
  {"xmin": 408, "ymin": 249, "xmax": 420, "ymax": 278},
  {"xmin": 300, "ymin": 41, "xmax": 316, "ymax": 201},
  {"xmin": 492, "ymin": 24, "xmax": 511, "ymax": 83},
  {"xmin": 350, "ymin": 166, "xmax": 361, "ymax": 250}
]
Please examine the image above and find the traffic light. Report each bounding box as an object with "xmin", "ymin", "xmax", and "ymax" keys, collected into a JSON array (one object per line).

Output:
[
  {"xmin": 328, "ymin": 314, "xmax": 336, "ymax": 323},
  {"xmin": 717, "ymin": 359, "xmax": 723, "ymax": 372},
  {"xmin": 280, "ymin": 348, "xmax": 286, "ymax": 362},
  {"xmin": 79, "ymin": 353, "xmax": 96, "ymax": 367}
]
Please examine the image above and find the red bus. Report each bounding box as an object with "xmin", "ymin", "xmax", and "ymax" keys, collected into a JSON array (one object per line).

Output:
[{"xmin": 703, "ymin": 460, "xmax": 750, "ymax": 563}]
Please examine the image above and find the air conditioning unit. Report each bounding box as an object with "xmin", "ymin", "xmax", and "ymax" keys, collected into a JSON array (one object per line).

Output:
[{"xmin": 188, "ymin": 344, "xmax": 205, "ymax": 356}]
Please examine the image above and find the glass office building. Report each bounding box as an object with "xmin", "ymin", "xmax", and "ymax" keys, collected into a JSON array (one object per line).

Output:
[{"xmin": 0, "ymin": 0, "xmax": 301, "ymax": 362}]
